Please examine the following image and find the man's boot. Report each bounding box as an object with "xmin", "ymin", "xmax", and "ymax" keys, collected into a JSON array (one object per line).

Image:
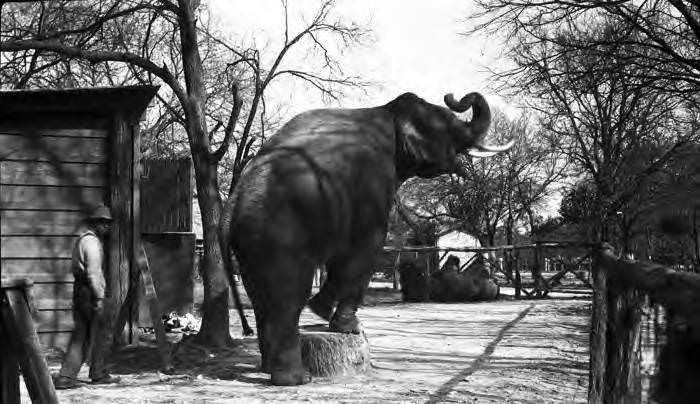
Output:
[
  {"xmin": 91, "ymin": 374, "xmax": 121, "ymax": 385},
  {"xmin": 53, "ymin": 375, "xmax": 81, "ymax": 390}
]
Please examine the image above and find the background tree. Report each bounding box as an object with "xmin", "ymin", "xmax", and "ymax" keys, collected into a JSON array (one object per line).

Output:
[
  {"xmin": 472, "ymin": 0, "xmax": 700, "ymax": 98},
  {"xmin": 0, "ymin": 0, "xmax": 370, "ymax": 347},
  {"xmin": 397, "ymin": 108, "xmax": 564, "ymax": 247},
  {"xmin": 471, "ymin": 4, "xmax": 700, "ymax": 401},
  {"xmin": 485, "ymin": 17, "xmax": 696, "ymax": 249},
  {"xmin": 639, "ymin": 143, "xmax": 700, "ymax": 265}
]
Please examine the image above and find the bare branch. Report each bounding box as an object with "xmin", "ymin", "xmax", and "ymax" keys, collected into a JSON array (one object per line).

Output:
[
  {"xmin": 212, "ymin": 84, "xmax": 243, "ymax": 162},
  {"xmin": 1, "ymin": 38, "xmax": 187, "ymax": 107}
]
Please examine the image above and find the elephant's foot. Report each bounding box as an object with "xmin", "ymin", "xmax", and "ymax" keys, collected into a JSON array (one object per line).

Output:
[
  {"xmin": 308, "ymin": 292, "xmax": 334, "ymax": 321},
  {"xmin": 329, "ymin": 311, "xmax": 362, "ymax": 334},
  {"xmin": 271, "ymin": 368, "xmax": 311, "ymax": 386},
  {"xmin": 259, "ymin": 360, "xmax": 271, "ymax": 374}
]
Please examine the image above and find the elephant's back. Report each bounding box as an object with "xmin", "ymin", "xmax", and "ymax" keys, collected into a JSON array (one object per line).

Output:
[
  {"xmin": 262, "ymin": 108, "xmax": 395, "ymax": 154},
  {"xmin": 229, "ymin": 107, "xmax": 397, "ymax": 260}
]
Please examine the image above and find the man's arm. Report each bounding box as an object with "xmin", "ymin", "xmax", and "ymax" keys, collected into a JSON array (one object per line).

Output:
[{"xmin": 80, "ymin": 236, "xmax": 106, "ymax": 300}]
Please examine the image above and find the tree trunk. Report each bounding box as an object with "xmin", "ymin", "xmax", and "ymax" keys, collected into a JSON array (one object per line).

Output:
[
  {"xmin": 193, "ymin": 161, "xmax": 233, "ymax": 347},
  {"xmin": 177, "ymin": 0, "xmax": 233, "ymax": 347},
  {"xmin": 527, "ymin": 209, "xmax": 544, "ymax": 296},
  {"xmin": 692, "ymin": 209, "xmax": 699, "ymax": 270}
]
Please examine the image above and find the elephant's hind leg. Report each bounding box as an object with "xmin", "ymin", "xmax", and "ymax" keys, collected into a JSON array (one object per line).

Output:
[
  {"xmin": 308, "ymin": 282, "xmax": 335, "ymax": 321},
  {"xmin": 260, "ymin": 315, "xmax": 308, "ymax": 385},
  {"xmin": 249, "ymin": 254, "xmax": 315, "ymax": 386},
  {"xmin": 241, "ymin": 275, "xmax": 270, "ymax": 373},
  {"xmin": 325, "ymin": 236, "xmax": 384, "ymax": 334}
]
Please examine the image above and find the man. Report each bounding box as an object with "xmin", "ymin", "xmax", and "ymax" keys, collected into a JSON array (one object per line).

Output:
[{"xmin": 53, "ymin": 204, "xmax": 120, "ymax": 389}]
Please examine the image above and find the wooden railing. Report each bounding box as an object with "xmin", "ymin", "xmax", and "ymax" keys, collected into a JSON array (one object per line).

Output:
[
  {"xmin": 384, "ymin": 242, "xmax": 700, "ymax": 402},
  {"xmin": 589, "ymin": 244, "xmax": 700, "ymax": 404},
  {"xmin": 382, "ymin": 241, "xmax": 594, "ymax": 296}
]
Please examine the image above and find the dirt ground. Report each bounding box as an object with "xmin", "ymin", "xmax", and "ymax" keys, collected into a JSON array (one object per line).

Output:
[{"xmin": 24, "ymin": 286, "xmax": 590, "ymax": 403}]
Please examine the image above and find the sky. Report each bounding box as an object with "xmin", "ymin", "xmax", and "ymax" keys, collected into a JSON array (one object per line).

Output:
[
  {"xmin": 194, "ymin": 1, "xmax": 560, "ymax": 236},
  {"xmin": 207, "ymin": 0, "xmax": 510, "ymax": 120}
]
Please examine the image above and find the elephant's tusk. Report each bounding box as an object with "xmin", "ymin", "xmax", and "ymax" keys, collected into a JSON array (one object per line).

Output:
[
  {"xmin": 472, "ymin": 139, "xmax": 515, "ymax": 153},
  {"xmin": 467, "ymin": 149, "xmax": 501, "ymax": 158},
  {"xmin": 467, "ymin": 140, "xmax": 514, "ymax": 158}
]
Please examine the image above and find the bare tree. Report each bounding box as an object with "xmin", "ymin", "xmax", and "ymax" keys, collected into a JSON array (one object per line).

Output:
[
  {"xmin": 472, "ymin": 0, "xmax": 700, "ymax": 96},
  {"xmin": 469, "ymin": 2, "xmax": 700, "ymax": 249},
  {"xmin": 0, "ymin": 0, "xmax": 371, "ymax": 347},
  {"xmin": 469, "ymin": 8, "xmax": 699, "ymax": 401},
  {"xmin": 536, "ymin": 23, "xmax": 695, "ymax": 245},
  {"xmin": 470, "ymin": 11, "xmax": 698, "ymax": 245},
  {"xmin": 633, "ymin": 142, "xmax": 700, "ymax": 264}
]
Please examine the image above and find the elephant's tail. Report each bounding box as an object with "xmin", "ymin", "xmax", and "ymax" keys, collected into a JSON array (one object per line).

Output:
[{"xmin": 219, "ymin": 192, "xmax": 254, "ymax": 336}]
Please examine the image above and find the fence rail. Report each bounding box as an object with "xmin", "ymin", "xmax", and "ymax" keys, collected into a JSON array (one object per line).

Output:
[
  {"xmin": 382, "ymin": 241, "xmax": 595, "ymax": 254},
  {"xmin": 383, "ymin": 242, "xmax": 594, "ymax": 297},
  {"xmin": 597, "ymin": 247, "xmax": 700, "ymax": 318}
]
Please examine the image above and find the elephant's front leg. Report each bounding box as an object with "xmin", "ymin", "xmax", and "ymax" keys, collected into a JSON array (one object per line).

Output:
[{"xmin": 325, "ymin": 233, "xmax": 385, "ymax": 334}]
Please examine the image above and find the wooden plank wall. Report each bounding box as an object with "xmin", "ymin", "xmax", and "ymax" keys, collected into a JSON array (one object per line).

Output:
[
  {"xmin": 0, "ymin": 128, "xmax": 108, "ymax": 348},
  {"xmin": 141, "ymin": 158, "xmax": 192, "ymax": 233}
]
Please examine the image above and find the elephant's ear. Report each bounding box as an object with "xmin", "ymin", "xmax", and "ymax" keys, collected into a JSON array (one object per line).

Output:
[{"xmin": 399, "ymin": 119, "xmax": 457, "ymax": 170}]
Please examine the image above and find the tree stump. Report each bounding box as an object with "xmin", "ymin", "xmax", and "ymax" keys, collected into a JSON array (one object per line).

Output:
[{"xmin": 299, "ymin": 324, "xmax": 371, "ymax": 378}]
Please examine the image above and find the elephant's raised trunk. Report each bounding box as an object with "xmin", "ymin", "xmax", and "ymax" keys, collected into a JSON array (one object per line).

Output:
[
  {"xmin": 444, "ymin": 92, "xmax": 491, "ymax": 136},
  {"xmin": 444, "ymin": 93, "xmax": 513, "ymax": 156}
]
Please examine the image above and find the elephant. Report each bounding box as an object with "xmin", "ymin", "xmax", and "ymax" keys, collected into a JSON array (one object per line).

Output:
[
  {"xmin": 219, "ymin": 91, "xmax": 511, "ymax": 385},
  {"xmin": 429, "ymin": 255, "xmax": 499, "ymax": 302}
]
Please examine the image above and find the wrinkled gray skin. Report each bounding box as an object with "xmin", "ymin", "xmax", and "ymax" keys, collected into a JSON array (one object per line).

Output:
[
  {"xmin": 220, "ymin": 92, "xmax": 509, "ymax": 386},
  {"xmin": 430, "ymin": 255, "xmax": 499, "ymax": 302}
]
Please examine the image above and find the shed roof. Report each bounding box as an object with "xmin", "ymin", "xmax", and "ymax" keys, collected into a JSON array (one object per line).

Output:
[{"xmin": 0, "ymin": 85, "xmax": 159, "ymax": 122}]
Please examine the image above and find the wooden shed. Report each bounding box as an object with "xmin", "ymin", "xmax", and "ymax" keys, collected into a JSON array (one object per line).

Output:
[
  {"xmin": 139, "ymin": 157, "xmax": 196, "ymax": 325},
  {"xmin": 0, "ymin": 86, "xmax": 157, "ymax": 348}
]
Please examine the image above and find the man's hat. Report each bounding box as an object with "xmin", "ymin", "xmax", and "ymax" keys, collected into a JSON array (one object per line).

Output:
[{"xmin": 88, "ymin": 204, "xmax": 113, "ymax": 222}]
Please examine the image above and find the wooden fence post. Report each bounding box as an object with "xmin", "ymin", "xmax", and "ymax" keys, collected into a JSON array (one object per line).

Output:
[
  {"xmin": 589, "ymin": 252, "xmax": 607, "ymax": 404},
  {"xmin": 0, "ymin": 279, "xmax": 58, "ymax": 404},
  {"xmin": 136, "ymin": 245, "xmax": 173, "ymax": 372},
  {"xmin": 393, "ymin": 252, "xmax": 401, "ymax": 291},
  {"xmin": 532, "ymin": 244, "xmax": 544, "ymax": 297},
  {"xmin": 514, "ymin": 253, "xmax": 522, "ymax": 299},
  {"xmin": 591, "ymin": 246, "xmax": 651, "ymax": 404},
  {"xmin": 605, "ymin": 287, "xmax": 643, "ymax": 403},
  {"xmin": 0, "ymin": 318, "xmax": 20, "ymax": 404},
  {"xmin": 319, "ymin": 266, "xmax": 327, "ymax": 287},
  {"xmin": 504, "ymin": 250, "xmax": 513, "ymax": 288}
]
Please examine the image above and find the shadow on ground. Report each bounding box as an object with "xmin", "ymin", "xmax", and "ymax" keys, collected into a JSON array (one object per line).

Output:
[
  {"xmin": 33, "ymin": 287, "xmax": 590, "ymax": 403},
  {"xmin": 107, "ymin": 336, "xmax": 265, "ymax": 384}
]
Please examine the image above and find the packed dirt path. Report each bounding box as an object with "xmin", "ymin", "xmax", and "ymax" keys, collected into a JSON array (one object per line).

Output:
[{"xmin": 27, "ymin": 290, "xmax": 590, "ymax": 403}]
